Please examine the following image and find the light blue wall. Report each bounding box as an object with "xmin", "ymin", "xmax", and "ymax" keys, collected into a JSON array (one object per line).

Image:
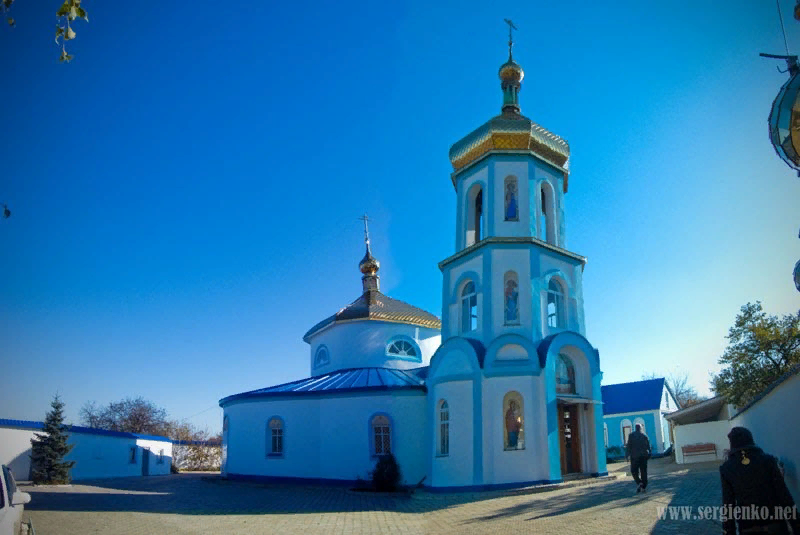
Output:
[{"xmin": 603, "ymin": 412, "xmax": 658, "ymax": 453}]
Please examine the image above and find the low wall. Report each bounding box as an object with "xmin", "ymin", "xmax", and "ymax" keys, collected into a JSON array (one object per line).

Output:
[
  {"xmin": 673, "ymin": 420, "xmax": 730, "ymax": 464},
  {"xmin": 730, "ymin": 372, "xmax": 800, "ymax": 502}
]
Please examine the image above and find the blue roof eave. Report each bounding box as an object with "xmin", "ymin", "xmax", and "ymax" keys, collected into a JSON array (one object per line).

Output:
[
  {"xmin": 219, "ymin": 384, "xmax": 426, "ymax": 407},
  {"xmin": 0, "ymin": 418, "xmax": 172, "ymax": 442}
]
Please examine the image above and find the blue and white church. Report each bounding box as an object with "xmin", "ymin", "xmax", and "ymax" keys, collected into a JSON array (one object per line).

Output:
[{"xmin": 219, "ymin": 35, "xmax": 607, "ymax": 491}]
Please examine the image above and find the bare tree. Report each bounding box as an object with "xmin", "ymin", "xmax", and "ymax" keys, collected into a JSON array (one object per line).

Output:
[
  {"xmin": 641, "ymin": 371, "xmax": 705, "ymax": 408},
  {"xmin": 80, "ymin": 397, "xmax": 170, "ymax": 436}
]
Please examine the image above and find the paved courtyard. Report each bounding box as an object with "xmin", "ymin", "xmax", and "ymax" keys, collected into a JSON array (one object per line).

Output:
[{"xmin": 21, "ymin": 459, "xmax": 725, "ymax": 535}]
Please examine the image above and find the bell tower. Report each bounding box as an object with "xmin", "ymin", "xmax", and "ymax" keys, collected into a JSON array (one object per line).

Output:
[{"xmin": 439, "ymin": 24, "xmax": 586, "ymax": 346}]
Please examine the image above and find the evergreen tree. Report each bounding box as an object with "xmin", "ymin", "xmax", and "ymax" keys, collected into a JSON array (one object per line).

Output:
[{"xmin": 30, "ymin": 394, "xmax": 76, "ymax": 484}]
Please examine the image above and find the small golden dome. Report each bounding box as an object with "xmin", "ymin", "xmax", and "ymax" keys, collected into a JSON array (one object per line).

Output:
[
  {"xmin": 499, "ymin": 59, "xmax": 524, "ymax": 85},
  {"xmin": 359, "ymin": 249, "xmax": 380, "ymax": 276}
]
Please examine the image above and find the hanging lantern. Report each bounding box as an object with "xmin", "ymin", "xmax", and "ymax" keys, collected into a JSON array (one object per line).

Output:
[{"xmin": 765, "ymin": 55, "xmax": 800, "ymax": 173}]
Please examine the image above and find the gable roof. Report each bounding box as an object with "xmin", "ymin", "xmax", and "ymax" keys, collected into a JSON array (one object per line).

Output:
[
  {"xmin": 219, "ymin": 366, "xmax": 429, "ymax": 406},
  {"xmin": 601, "ymin": 378, "xmax": 667, "ymax": 415},
  {"xmin": 0, "ymin": 418, "xmax": 171, "ymax": 442},
  {"xmin": 303, "ymin": 290, "xmax": 441, "ymax": 342}
]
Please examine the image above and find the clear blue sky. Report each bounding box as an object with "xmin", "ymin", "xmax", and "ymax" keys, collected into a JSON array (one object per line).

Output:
[{"xmin": 2, "ymin": 1, "xmax": 799, "ymax": 434}]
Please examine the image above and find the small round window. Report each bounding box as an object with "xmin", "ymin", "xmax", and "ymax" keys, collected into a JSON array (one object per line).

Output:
[{"xmin": 386, "ymin": 340, "xmax": 417, "ymax": 358}]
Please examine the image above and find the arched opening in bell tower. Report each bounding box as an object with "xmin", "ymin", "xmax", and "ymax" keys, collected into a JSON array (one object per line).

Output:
[
  {"xmin": 466, "ymin": 184, "xmax": 484, "ymax": 247},
  {"xmin": 539, "ymin": 181, "xmax": 556, "ymax": 245}
]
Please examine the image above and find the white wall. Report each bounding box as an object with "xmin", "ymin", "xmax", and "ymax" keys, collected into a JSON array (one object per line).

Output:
[
  {"xmin": 223, "ymin": 391, "xmax": 427, "ymax": 486},
  {"xmin": 482, "ymin": 375, "xmax": 550, "ymax": 485},
  {"xmin": 731, "ymin": 373, "xmax": 800, "ymax": 501},
  {"xmin": 673, "ymin": 421, "xmax": 730, "ymax": 464},
  {"xmin": 308, "ymin": 322, "xmax": 440, "ymax": 375},
  {"xmin": 0, "ymin": 427, "xmax": 37, "ymax": 480},
  {"xmin": 0, "ymin": 425, "xmax": 172, "ymax": 480},
  {"xmin": 430, "ymin": 381, "xmax": 474, "ymax": 488},
  {"xmin": 490, "ymin": 249, "xmax": 532, "ymax": 339}
]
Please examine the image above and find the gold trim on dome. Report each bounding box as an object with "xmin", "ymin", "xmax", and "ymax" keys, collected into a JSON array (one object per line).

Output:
[{"xmin": 448, "ymin": 113, "xmax": 571, "ymax": 189}]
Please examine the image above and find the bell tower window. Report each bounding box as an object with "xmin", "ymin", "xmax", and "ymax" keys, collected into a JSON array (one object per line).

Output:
[
  {"xmin": 540, "ymin": 181, "xmax": 556, "ymax": 245},
  {"xmin": 504, "ymin": 177, "xmax": 519, "ymax": 221},
  {"xmin": 546, "ymin": 279, "xmax": 565, "ymax": 329},
  {"xmin": 465, "ymin": 184, "xmax": 484, "ymax": 247},
  {"xmin": 460, "ymin": 281, "xmax": 478, "ymax": 333}
]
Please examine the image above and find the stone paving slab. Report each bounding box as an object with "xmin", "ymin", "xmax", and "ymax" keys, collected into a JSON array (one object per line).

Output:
[{"xmin": 21, "ymin": 464, "xmax": 726, "ymax": 535}]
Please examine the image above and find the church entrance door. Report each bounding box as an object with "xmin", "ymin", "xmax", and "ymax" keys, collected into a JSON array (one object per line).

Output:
[{"xmin": 558, "ymin": 404, "xmax": 582, "ymax": 475}]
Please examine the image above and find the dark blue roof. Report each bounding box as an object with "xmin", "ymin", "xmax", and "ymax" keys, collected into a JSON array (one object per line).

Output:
[
  {"xmin": 220, "ymin": 367, "xmax": 428, "ymax": 406},
  {"xmin": 0, "ymin": 418, "xmax": 171, "ymax": 442},
  {"xmin": 601, "ymin": 378, "xmax": 666, "ymax": 415}
]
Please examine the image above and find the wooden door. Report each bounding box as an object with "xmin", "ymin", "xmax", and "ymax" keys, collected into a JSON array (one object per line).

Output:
[{"xmin": 559, "ymin": 405, "xmax": 583, "ymax": 474}]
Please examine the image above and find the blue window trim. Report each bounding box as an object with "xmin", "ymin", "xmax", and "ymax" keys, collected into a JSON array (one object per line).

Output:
[
  {"xmin": 385, "ymin": 335, "xmax": 422, "ymax": 363},
  {"xmin": 314, "ymin": 345, "xmax": 330, "ymax": 369},
  {"xmin": 367, "ymin": 412, "xmax": 393, "ymax": 458},
  {"xmin": 266, "ymin": 416, "xmax": 285, "ymax": 458}
]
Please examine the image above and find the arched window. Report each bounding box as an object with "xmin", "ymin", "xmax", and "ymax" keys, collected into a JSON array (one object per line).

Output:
[
  {"xmin": 504, "ymin": 271, "xmax": 519, "ymax": 325},
  {"xmin": 546, "ymin": 279, "xmax": 565, "ymax": 329},
  {"xmin": 461, "ymin": 281, "xmax": 478, "ymax": 333},
  {"xmin": 634, "ymin": 417, "xmax": 646, "ymax": 435},
  {"xmin": 621, "ymin": 419, "xmax": 632, "ymax": 446},
  {"xmin": 267, "ymin": 417, "xmax": 284, "ymax": 456},
  {"xmin": 314, "ymin": 346, "xmax": 330, "ymax": 368},
  {"xmin": 466, "ymin": 185, "xmax": 484, "ymax": 247},
  {"xmin": 371, "ymin": 414, "xmax": 391, "ymax": 456},
  {"xmin": 438, "ymin": 400, "xmax": 449, "ymax": 456},
  {"xmin": 504, "ymin": 177, "xmax": 519, "ymax": 221},
  {"xmin": 540, "ymin": 181, "xmax": 556, "ymax": 245},
  {"xmin": 556, "ymin": 354, "xmax": 576, "ymax": 394},
  {"xmin": 503, "ymin": 391, "xmax": 525, "ymax": 451},
  {"xmin": 386, "ymin": 338, "xmax": 419, "ymax": 360}
]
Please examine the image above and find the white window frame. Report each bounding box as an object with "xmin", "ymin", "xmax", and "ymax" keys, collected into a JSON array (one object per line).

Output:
[
  {"xmin": 371, "ymin": 414, "xmax": 391, "ymax": 457},
  {"xmin": 267, "ymin": 417, "xmax": 284, "ymax": 457},
  {"xmin": 438, "ymin": 400, "xmax": 450, "ymax": 456},
  {"xmin": 546, "ymin": 279, "xmax": 566, "ymax": 329},
  {"xmin": 461, "ymin": 281, "xmax": 478, "ymax": 333}
]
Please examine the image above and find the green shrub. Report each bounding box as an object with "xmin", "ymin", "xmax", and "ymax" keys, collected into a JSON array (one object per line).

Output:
[{"xmin": 370, "ymin": 453, "xmax": 402, "ymax": 492}]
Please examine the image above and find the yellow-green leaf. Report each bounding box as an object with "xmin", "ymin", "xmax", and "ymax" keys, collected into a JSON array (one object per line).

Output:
[
  {"xmin": 7, "ymin": 17, "xmax": 14, "ymax": 27},
  {"xmin": 59, "ymin": 49, "xmax": 73, "ymax": 62},
  {"xmin": 76, "ymin": 6, "xmax": 87, "ymax": 22},
  {"xmin": 56, "ymin": 1, "xmax": 70, "ymax": 17}
]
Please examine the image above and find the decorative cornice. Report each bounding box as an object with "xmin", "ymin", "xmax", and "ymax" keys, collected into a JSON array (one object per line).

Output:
[{"xmin": 438, "ymin": 237, "xmax": 587, "ymax": 271}]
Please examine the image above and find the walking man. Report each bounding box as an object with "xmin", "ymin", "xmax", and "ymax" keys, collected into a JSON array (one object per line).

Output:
[
  {"xmin": 626, "ymin": 424, "xmax": 651, "ymax": 493},
  {"xmin": 720, "ymin": 427, "xmax": 799, "ymax": 535}
]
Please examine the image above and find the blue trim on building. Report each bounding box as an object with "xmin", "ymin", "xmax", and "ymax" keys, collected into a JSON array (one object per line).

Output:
[
  {"xmin": 482, "ymin": 252, "xmax": 492, "ymax": 345},
  {"xmin": 0, "ymin": 418, "xmax": 171, "ymax": 442},
  {"xmin": 487, "ymin": 161, "xmax": 496, "ymax": 237},
  {"xmin": 450, "ymin": 271, "xmax": 482, "ymax": 304}
]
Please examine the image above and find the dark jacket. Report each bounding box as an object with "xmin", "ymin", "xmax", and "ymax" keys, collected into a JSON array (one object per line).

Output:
[
  {"xmin": 625, "ymin": 430, "xmax": 650, "ymax": 460},
  {"xmin": 720, "ymin": 446, "xmax": 799, "ymax": 535}
]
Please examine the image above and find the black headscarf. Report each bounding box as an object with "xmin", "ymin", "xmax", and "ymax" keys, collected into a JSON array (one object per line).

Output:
[{"xmin": 728, "ymin": 427, "xmax": 755, "ymax": 449}]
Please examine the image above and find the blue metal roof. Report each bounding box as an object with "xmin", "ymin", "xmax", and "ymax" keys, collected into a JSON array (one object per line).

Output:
[
  {"xmin": 0, "ymin": 418, "xmax": 171, "ymax": 442},
  {"xmin": 601, "ymin": 378, "xmax": 666, "ymax": 415},
  {"xmin": 219, "ymin": 367, "xmax": 428, "ymax": 406}
]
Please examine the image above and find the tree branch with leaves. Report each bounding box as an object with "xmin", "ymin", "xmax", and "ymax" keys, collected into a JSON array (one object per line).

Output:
[
  {"xmin": 711, "ymin": 302, "xmax": 800, "ymax": 408},
  {"xmin": 3, "ymin": 0, "xmax": 89, "ymax": 61}
]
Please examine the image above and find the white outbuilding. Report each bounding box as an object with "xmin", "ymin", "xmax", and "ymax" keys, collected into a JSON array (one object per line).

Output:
[{"xmin": 0, "ymin": 419, "xmax": 172, "ymax": 481}]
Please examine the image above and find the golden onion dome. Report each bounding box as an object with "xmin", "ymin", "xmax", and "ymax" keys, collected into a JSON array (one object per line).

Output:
[
  {"xmin": 448, "ymin": 48, "xmax": 570, "ymax": 187},
  {"xmin": 499, "ymin": 58, "xmax": 524, "ymax": 85},
  {"xmin": 359, "ymin": 249, "xmax": 379, "ymax": 276}
]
